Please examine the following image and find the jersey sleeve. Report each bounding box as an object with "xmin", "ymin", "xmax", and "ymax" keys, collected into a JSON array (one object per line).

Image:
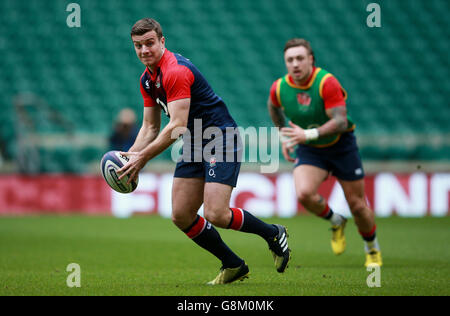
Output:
[
  {"xmin": 321, "ymin": 76, "xmax": 346, "ymax": 109},
  {"xmin": 140, "ymin": 73, "xmax": 155, "ymax": 108},
  {"xmin": 163, "ymin": 66, "xmax": 195, "ymax": 103},
  {"xmin": 269, "ymin": 79, "xmax": 281, "ymax": 107}
]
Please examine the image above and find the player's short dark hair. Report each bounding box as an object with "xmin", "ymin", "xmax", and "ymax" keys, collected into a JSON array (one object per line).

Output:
[
  {"xmin": 284, "ymin": 38, "xmax": 315, "ymax": 64},
  {"xmin": 130, "ymin": 18, "xmax": 163, "ymax": 38}
]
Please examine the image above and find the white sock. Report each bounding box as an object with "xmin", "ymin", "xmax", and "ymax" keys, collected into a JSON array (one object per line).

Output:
[
  {"xmin": 365, "ymin": 238, "xmax": 380, "ymax": 253},
  {"xmin": 330, "ymin": 213, "xmax": 345, "ymax": 226}
]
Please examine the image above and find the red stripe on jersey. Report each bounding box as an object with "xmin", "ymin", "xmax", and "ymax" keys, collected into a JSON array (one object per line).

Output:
[
  {"xmin": 186, "ymin": 216, "xmax": 207, "ymax": 239},
  {"xmin": 230, "ymin": 208, "xmax": 244, "ymax": 230}
]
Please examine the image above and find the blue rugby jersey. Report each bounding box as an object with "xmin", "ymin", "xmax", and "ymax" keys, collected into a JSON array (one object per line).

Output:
[{"xmin": 139, "ymin": 49, "xmax": 238, "ymax": 136}]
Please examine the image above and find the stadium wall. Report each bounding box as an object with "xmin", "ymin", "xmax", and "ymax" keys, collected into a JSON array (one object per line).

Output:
[{"xmin": 0, "ymin": 173, "xmax": 449, "ymax": 218}]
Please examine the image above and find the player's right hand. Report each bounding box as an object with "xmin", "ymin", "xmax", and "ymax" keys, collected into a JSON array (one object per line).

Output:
[{"xmin": 117, "ymin": 151, "xmax": 147, "ymax": 184}]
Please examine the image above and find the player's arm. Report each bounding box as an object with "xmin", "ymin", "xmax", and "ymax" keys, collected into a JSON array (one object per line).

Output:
[
  {"xmin": 128, "ymin": 106, "xmax": 161, "ymax": 152},
  {"xmin": 267, "ymin": 97, "xmax": 286, "ymax": 128},
  {"xmin": 317, "ymin": 105, "xmax": 348, "ymax": 137},
  {"xmin": 267, "ymin": 80, "xmax": 295, "ymax": 162},
  {"xmin": 268, "ymin": 96, "xmax": 296, "ymax": 162},
  {"xmin": 138, "ymin": 98, "xmax": 189, "ymax": 161},
  {"xmin": 118, "ymin": 98, "xmax": 190, "ymax": 183},
  {"xmin": 313, "ymin": 75, "xmax": 348, "ymax": 136},
  {"xmin": 267, "ymin": 80, "xmax": 286, "ymax": 128}
]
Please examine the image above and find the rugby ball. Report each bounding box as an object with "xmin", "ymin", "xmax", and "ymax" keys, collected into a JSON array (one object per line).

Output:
[{"xmin": 100, "ymin": 151, "xmax": 139, "ymax": 193}]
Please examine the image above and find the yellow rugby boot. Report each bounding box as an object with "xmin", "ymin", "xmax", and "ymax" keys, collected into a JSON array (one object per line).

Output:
[
  {"xmin": 207, "ymin": 263, "xmax": 249, "ymax": 285},
  {"xmin": 365, "ymin": 249, "xmax": 383, "ymax": 267},
  {"xmin": 331, "ymin": 218, "xmax": 347, "ymax": 255}
]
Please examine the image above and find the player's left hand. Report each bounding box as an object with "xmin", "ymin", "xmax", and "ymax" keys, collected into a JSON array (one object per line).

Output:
[
  {"xmin": 281, "ymin": 121, "xmax": 307, "ymax": 150},
  {"xmin": 117, "ymin": 151, "xmax": 148, "ymax": 184}
]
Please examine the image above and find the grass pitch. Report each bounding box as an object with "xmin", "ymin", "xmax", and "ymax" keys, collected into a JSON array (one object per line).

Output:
[{"xmin": 0, "ymin": 215, "xmax": 449, "ymax": 296}]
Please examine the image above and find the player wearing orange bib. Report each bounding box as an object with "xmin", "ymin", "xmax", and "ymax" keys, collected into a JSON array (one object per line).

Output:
[{"xmin": 268, "ymin": 38, "xmax": 382, "ymax": 267}]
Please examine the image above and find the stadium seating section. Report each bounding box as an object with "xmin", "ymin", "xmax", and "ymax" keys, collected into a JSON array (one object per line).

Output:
[{"xmin": 0, "ymin": 0, "xmax": 448, "ymax": 172}]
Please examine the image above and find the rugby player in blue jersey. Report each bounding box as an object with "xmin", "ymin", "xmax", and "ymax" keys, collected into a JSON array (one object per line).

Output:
[{"xmin": 118, "ymin": 18, "xmax": 291, "ymax": 284}]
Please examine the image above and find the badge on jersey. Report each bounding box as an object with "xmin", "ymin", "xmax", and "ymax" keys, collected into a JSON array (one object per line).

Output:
[
  {"xmin": 209, "ymin": 157, "xmax": 217, "ymax": 168},
  {"xmin": 297, "ymin": 92, "xmax": 311, "ymax": 106}
]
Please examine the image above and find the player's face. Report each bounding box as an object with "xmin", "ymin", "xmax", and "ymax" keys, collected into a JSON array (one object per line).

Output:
[
  {"xmin": 284, "ymin": 46, "xmax": 314, "ymax": 84},
  {"xmin": 132, "ymin": 31, "xmax": 165, "ymax": 70}
]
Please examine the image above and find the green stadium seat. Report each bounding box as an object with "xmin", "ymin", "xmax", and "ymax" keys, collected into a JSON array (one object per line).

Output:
[{"xmin": 0, "ymin": 0, "xmax": 448, "ymax": 172}]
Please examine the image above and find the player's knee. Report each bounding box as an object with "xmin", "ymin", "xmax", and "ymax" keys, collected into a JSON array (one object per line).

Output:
[
  {"xmin": 171, "ymin": 211, "xmax": 194, "ymax": 230},
  {"xmin": 297, "ymin": 189, "xmax": 315, "ymax": 206},
  {"xmin": 203, "ymin": 211, "xmax": 220, "ymax": 226},
  {"xmin": 203, "ymin": 208, "xmax": 227, "ymax": 227},
  {"xmin": 348, "ymin": 198, "xmax": 367, "ymax": 217},
  {"xmin": 171, "ymin": 213, "xmax": 184, "ymax": 229}
]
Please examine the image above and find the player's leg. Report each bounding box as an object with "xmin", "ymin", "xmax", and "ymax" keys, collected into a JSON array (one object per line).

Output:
[
  {"xmin": 172, "ymin": 175, "xmax": 245, "ymax": 277},
  {"xmin": 294, "ymin": 164, "xmax": 329, "ymax": 214},
  {"xmin": 197, "ymin": 182, "xmax": 249, "ymax": 284},
  {"xmin": 203, "ymin": 132, "xmax": 289, "ymax": 274},
  {"xmin": 337, "ymin": 179, "xmax": 374, "ymax": 232},
  {"xmin": 329, "ymin": 133, "xmax": 382, "ymax": 265},
  {"xmin": 338, "ymin": 178, "xmax": 382, "ymax": 266},
  {"xmin": 203, "ymin": 182, "xmax": 276, "ymax": 236},
  {"xmin": 203, "ymin": 181, "xmax": 291, "ymax": 273},
  {"xmin": 171, "ymin": 177, "xmax": 204, "ymax": 230},
  {"xmin": 203, "ymin": 156, "xmax": 280, "ymax": 240},
  {"xmin": 203, "ymin": 132, "xmax": 280, "ymax": 239},
  {"xmin": 293, "ymin": 141, "xmax": 347, "ymax": 226},
  {"xmin": 293, "ymin": 164, "xmax": 347, "ymax": 254},
  {"xmin": 294, "ymin": 165, "xmax": 346, "ymax": 224}
]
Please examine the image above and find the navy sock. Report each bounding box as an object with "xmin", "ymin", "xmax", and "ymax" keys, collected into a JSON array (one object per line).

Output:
[
  {"xmin": 183, "ymin": 215, "xmax": 243, "ymax": 268},
  {"xmin": 228, "ymin": 208, "xmax": 278, "ymax": 240}
]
